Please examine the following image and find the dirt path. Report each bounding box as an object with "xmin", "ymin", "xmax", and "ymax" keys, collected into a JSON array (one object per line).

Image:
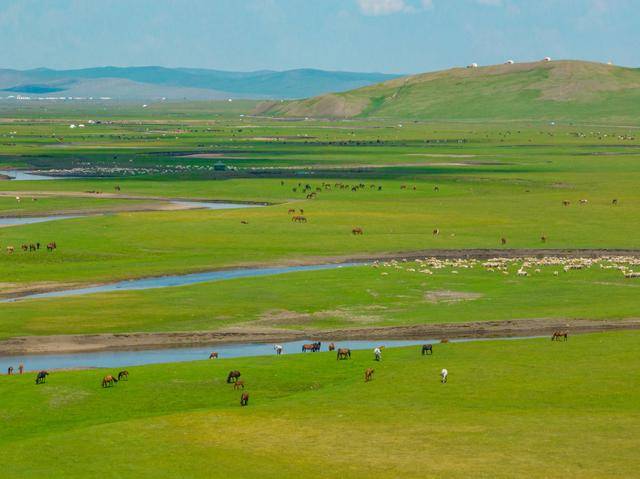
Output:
[{"xmin": 1, "ymin": 317, "xmax": 639, "ymax": 355}]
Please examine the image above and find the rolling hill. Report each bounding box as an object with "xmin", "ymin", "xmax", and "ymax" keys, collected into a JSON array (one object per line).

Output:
[
  {"xmin": 256, "ymin": 60, "xmax": 640, "ymax": 122},
  {"xmin": 0, "ymin": 67, "xmax": 399, "ymax": 100}
]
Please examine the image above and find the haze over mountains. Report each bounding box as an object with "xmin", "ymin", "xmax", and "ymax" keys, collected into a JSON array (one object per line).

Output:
[
  {"xmin": 0, "ymin": 66, "xmax": 400, "ymax": 101},
  {"xmin": 257, "ymin": 60, "xmax": 640, "ymax": 122}
]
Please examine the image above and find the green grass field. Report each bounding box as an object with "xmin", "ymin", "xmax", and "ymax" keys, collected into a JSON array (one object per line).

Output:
[
  {"xmin": 2, "ymin": 260, "xmax": 639, "ymax": 339},
  {"xmin": 1, "ymin": 332, "xmax": 639, "ymax": 478}
]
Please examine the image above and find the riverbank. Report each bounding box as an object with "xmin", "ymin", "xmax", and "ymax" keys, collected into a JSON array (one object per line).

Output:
[{"xmin": 2, "ymin": 317, "xmax": 639, "ymax": 355}]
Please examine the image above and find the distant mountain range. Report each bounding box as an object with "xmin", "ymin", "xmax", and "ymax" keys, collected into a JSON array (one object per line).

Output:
[
  {"xmin": 257, "ymin": 60, "xmax": 640, "ymax": 122},
  {"xmin": 0, "ymin": 66, "xmax": 400, "ymax": 100}
]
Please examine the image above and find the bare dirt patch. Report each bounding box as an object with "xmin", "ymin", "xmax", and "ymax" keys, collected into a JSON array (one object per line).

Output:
[{"xmin": 423, "ymin": 290, "xmax": 483, "ymax": 304}]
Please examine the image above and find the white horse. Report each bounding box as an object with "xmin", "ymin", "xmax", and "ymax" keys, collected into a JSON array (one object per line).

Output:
[
  {"xmin": 374, "ymin": 347, "xmax": 382, "ymax": 361},
  {"xmin": 274, "ymin": 344, "xmax": 283, "ymax": 355},
  {"xmin": 441, "ymin": 368, "xmax": 448, "ymax": 383}
]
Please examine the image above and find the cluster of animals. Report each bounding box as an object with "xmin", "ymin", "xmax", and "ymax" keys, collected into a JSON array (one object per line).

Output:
[
  {"xmin": 102, "ymin": 370, "xmax": 129, "ymax": 387},
  {"xmin": 6, "ymin": 241, "xmax": 56, "ymax": 254},
  {"xmin": 561, "ymin": 198, "xmax": 618, "ymax": 206},
  {"xmin": 372, "ymin": 255, "xmax": 640, "ymax": 279}
]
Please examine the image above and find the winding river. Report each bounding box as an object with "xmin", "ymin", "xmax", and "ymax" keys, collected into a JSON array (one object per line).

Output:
[{"xmin": 0, "ymin": 336, "xmax": 542, "ymax": 372}]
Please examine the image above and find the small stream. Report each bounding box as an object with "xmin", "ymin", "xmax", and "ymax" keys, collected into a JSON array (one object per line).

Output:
[{"xmin": 0, "ymin": 336, "xmax": 543, "ymax": 372}]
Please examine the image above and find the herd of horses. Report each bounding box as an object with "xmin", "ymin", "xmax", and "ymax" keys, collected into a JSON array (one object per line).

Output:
[
  {"xmin": 6, "ymin": 241, "xmax": 57, "ymax": 254},
  {"xmin": 20, "ymin": 331, "xmax": 570, "ymax": 408}
]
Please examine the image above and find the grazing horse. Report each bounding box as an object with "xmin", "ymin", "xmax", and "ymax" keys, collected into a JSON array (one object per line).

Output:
[
  {"xmin": 352, "ymin": 227, "xmax": 364, "ymax": 235},
  {"xmin": 302, "ymin": 342, "xmax": 321, "ymax": 352},
  {"xmin": 562, "ymin": 200, "xmax": 571, "ymax": 206},
  {"xmin": 209, "ymin": 352, "xmax": 219, "ymax": 359},
  {"xmin": 551, "ymin": 330, "xmax": 568, "ymax": 341},
  {"xmin": 612, "ymin": 199, "xmax": 618, "ymax": 206},
  {"xmin": 35, "ymin": 371, "xmax": 49, "ymax": 384},
  {"xmin": 433, "ymin": 228, "xmax": 440, "ymax": 236},
  {"xmin": 117, "ymin": 370, "xmax": 129, "ymax": 381},
  {"xmin": 501, "ymin": 237, "xmax": 507, "ymax": 245},
  {"xmin": 102, "ymin": 375, "xmax": 118, "ymax": 388},
  {"xmin": 441, "ymin": 368, "xmax": 448, "ymax": 383},
  {"xmin": 114, "ymin": 185, "xmax": 121, "ymax": 191},
  {"xmin": 240, "ymin": 392, "xmax": 249, "ymax": 406},
  {"xmin": 541, "ymin": 235, "xmax": 547, "ymax": 243},
  {"xmin": 288, "ymin": 208, "xmax": 295, "ymax": 214},
  {"xmin": 421, "ymin": 344, "xmax": 433, "ymax": 355},
  {"xmin": 292, "ymin": 215, "xmax": 307, "ymax": 223},
  {"xmin": 328, "ymin": 343, "xmax": 335, "ymax": 352},
  {"xmin": 227, "ymin": 370, "xmax": 241, "ymax": 383},
  {"xmin": 337, "ymin": 348, "xmax": 351, "ymax": 360},
  {"xmin": 46, "ymin": 242, "xmax": 57, "ymax": 252},
  {"xmin": 234, "ymin": 380, "xmax": 245, "ymax": 390},
  {"xmin": 7, "ymin": 366, "xmax": 13, "ymax": 375},
  {"xmin": 374, "ymin": 347, "xmax": 382, "ymax": 361},
  {"xmin": 6, "ymin": 246, "xmax": 14, "ymax": 254},
  {"xmin": 364, "ymin": 368, "xmax": 374, "ymax": 382},
  {"xmin": 274, "ymin": 345, "xmax": 283, "ymax": 355}
]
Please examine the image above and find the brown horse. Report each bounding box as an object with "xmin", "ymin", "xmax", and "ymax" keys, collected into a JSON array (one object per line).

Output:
[
  {"xmin": 240, "ymin": 392, "xmax": 249, "ymax": 406},
  {"xmin": 117, "ymin": 370, "xmax": 129, "ymax": 381},
  {"xmin": 287, "ymin": 208, "xmax": 295, "ymax": 214},
  {"xmin": 227, "ymin": 370, "xmax": 241, "ymax": 383},
  {"xmin": 421, "ymin": 344, "xmax": 433, "ymax": 355},
  {"xmin": 233, "ymin": 380, "xmax": 245, "ymax": 390},
  {"xmin": 501, "ymin": 237, "xmax": 507, "ymax": 245},
  {"xmin": 440, "ymin": 338, "xmax": 449, "ymax": 344},
  {"xmin": 328, "ymin": 343, "xmax": 335, "ymax": 351},
  {"xmin": 209, "ymin": 352, "xmax": 219, "ymax": 359},
  {"xmin": 292, "ymin": 215, "xmax": 307, "ymax": 223},
  {"xmin": 352, "ymin": 227, "xmax": 364, "ymax": 235},
  {"xmin": 46, "ymin": 242, "xmax": 57, "ymax": 252},
  {"xmin": 302, "ymin": 342, "xmax": 321, "ymax": 352},
  {"xmin": 551, "ymin": 331, "xmax": 568, "ymax": 341},
  {"xmin": 364, "ymin": 368, "xmax": 374, "ymax": 382},
  {"xmin": 102, "ymin": 375, "xmax": 118, "ymax": 388},
  {"xmin": 337, "ymin": 348, "xmax": 351, "ymax": 360}
]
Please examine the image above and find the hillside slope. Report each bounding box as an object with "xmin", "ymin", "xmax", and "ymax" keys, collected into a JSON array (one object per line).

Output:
[
  {"xmin": 257, "ymin": 60, "xmax": 640, "ymax": 121},
  {"xmin": 0, "ymin": 67, "xmax": 400, "ymax": 100}
]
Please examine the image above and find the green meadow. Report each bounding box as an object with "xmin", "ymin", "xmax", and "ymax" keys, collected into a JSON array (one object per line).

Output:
[{"xmin": 1, "ymin": 332, "xmax": 639, "ymax": 478}]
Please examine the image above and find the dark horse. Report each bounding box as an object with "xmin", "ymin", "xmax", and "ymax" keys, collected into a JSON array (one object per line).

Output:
[
  {"xmin": 337, "ymin": 348, "xmax": 351, "ymax": 360},
  {"xmin": 35, "ymin": 371, "xmax": 49, "ymax": 384},
  {"xmin": 240, "ymin": 392, "xmax": 249, "ymax": 406},
  {"xmin": 209, "ymin": 352, "xmax": 219, "ymax": 359},
  {"xmin": 551, "ymin": 331, "xmax": 568, "ymax": 341},
  {"xmin": 328, "ymin": 343, "xmax": 335, "ymax": 351},
  {"xmin": 117, "ymin": 370, "xmax": 129, "ymax": 381},
  {"xmin": 302, "ymin": 342, "xmax": 321, "ymax": 353},
  {"xmin": 227, "ymin": 370, "xmax": 241, "ymax": 383},
  {"xmin": 421, "ymin": 344, "xmax": 433, "ymax": 355}
]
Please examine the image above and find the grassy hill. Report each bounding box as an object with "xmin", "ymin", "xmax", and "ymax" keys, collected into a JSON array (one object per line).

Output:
[{"xmin": 257, "ymin": 60, "xmax": 640, "ymax": 122}]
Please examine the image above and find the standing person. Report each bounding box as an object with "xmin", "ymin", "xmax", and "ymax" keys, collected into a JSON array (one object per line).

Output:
[
  {"xmin": 18, "ymin": 363, "xmax": 24, "ymax": 375},
  {"xmin": 7, "ymin": 366, "xmax": 13, "ymax": 375},
  {"xmin": 441, "ymin": 368, "xmax": 448, "ymax": 383}
]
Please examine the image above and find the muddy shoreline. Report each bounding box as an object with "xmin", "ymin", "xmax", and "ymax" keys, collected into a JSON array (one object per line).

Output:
[{"xmin": 2, "ymin": 318, "xmax": 639, "ymax": 355}]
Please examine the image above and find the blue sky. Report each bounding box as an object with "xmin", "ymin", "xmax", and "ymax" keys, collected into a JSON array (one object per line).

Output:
[{"xmin": 0, "ymin": 0, "xmax": 636, "ymax": 73}]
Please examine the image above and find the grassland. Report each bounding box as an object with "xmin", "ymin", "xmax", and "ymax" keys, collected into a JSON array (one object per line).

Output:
[
  {"xmin": 1, "ymin": 332, "xmax": 639, "ymax": 478},
  {"xmin": 2, "ymin": 260, "xmax": 640, "ymax": 340}
]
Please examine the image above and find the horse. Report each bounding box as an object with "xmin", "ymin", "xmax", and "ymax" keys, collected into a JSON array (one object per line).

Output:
[
  {"xmin": 612, "ymin": 199, "xmax": 618, "ymax": 206},
  {"xmin": 441, "ymin": 368, "xmax": 448, "ymax": 383},
  {"xmin": 541, "ymin": 235, "xmax": 547, "ymax": 243},
  {"xmin": 337, "ymin": 348, "xmax": 351, "ymax": 360},
  {"xmin": 433, "ymin": 228, "xmax": 440, "ymax": 236},
  {"xmin": 240, "ymin": 220, "xmax": 248, "ymax": 225},
  {"xmin": 274, "ymin": 345, "xmax": 283, "ymax": 355},
  {"xmin": 240, "ymin": 392, "xmax": 249, "ymax": 406},
  {"xmin": 374, "ymin": 347, "xmax": 382, "ymax": 361},
  {"xmin": 364, "ymin": 368, "xmax": 374, "ymax": 382},
  {"xmin": 501, "ymin": 237, "xmax": 507, "ymax": 245},
  {"xmin": 551, "ymin": 330, "xmax": 568, "ymax": 341},
  {"xmin": 288, "ymin": 208, "xmax": 295, "ymax": 214},
  {"xmin": 46, "ymin": 242, "xmax": 57, "ymax": 252},
  {"xmin": 117, "ymin": 370, "xmax": 129, "ymax": 381},
  {"xmin": 352, "ymin": 227, "xmax": 364, "ymax": 235},
  {"xmin": 440, "ymin": 339, "xmax": 449, "ymax": 344},
  {"xmin": 227, "ymin": 370, "xmax": 241, "ymax": 383},
  {"xmin": 562, "ymin": 200, "xmax": 571, "ymax": 206},
  {"xmin": 35, "ymin": 371, "xmax": 49, "ymax": 384},
  {"xmin": 233, "ymin": 380, "xmax": 245, "ymax": 390},
  {"xmin": 421, "ymin": 344, "xmax": 433, "ymax": 355},
  {"xmin": 102, "ymin": 375, "xmax": 118, "ymax": 388},
  {"xmin": 301, "ymin": 342, "xmax": 321, "ymax": 353},
  {"xmin": 209, "ymin": 352, "xmax": 219, "ymax": 359},
  {"xmin": 6, "ymin": 246, "xmax": 14, "ymax": 254},
  {"xmin": 328, "ymin": 343, "xmax": 335, "ymax": 352}
]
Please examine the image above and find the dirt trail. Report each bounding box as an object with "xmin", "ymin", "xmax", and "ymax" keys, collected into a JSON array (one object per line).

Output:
[{"xmin": 1, "ymin": 318, "xmax": 639, "ymax": 355}]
